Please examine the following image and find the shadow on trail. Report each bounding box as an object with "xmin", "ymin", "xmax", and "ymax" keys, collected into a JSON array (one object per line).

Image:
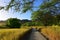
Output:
[
  {"xmin": 40, "ymin": 33, "xmax": 49, "ymax": 40},
  {"xmin": 38, "ymin": 28, "xmax": 49, "ymax": 40},
  {"xmin": 18, "ymin": 28, "xmax": 33, "ymax": 40},
  {"xmin": 18, "ymin": 28, "xmax": 49, "ymax": 40}
]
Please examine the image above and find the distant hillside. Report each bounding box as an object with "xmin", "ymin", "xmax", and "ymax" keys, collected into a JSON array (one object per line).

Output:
[
  {"xmin": 0, "ymin": 21, "xmax": 6, "ymax": 26},
  {"xmin": 0, "ymin": 19, "xmax": 32, "ymax": 26},
  {"xmin": 0, "ymin": 21, "xmax": 6, "ymax": 23},
  {"xmin": 20, "ymin": 19, "xmax": 32, "ymax": 24}
]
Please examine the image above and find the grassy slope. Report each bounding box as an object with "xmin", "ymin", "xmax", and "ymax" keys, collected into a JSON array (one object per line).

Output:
[
  {"xmin": 0, "ymin": 28, "xmax": 28, "ymax": 40},
  {"xmin": 41, "ymin": 26, "xmax": 60, "ymax": 40}
]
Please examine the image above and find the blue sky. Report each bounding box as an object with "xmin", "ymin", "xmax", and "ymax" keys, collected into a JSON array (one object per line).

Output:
[{"xmin": 0, "ymin": 0, "xmax": 43, "ymax": 20}]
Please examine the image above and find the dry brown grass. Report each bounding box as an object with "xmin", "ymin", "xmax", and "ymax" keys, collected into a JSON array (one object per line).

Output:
[
  {"xmin": 0, "ymin": 28, "xmax": 28, "ymax": 40},
  {"xmin": 41, "ymin": 26, "xmax": 60, "ymax": 40},
  {"xmin": 0, "ymin": 26, "xmax": 60, "ymax": 40}
]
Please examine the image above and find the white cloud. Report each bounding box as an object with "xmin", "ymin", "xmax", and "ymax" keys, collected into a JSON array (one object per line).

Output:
[
  {"xmin": 0, "ymin": 10, "xmax": 12, "ymax": 20},
  {"xmin": 0, "ymin": 0, "xmax": 31, "ymax": 20}
]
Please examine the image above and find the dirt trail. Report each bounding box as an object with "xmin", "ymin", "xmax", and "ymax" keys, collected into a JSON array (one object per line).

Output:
[
  {"xmin": 29, "ymin": 28, "xmax": 47, "ymax": 40},
  {"xmin": 18, "ymin": 28, "xmax": 32, "ymax": 40},
  {"xmin": 18, "ymin": 28, "xmax": 48, "ymax": 40}
]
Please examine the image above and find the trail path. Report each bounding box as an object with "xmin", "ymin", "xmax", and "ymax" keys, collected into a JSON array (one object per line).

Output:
[
  {"xmin": 19, "ymin": 28, "xmax": 48, "ymax": 40},
  {"xmin": 29, "ymin": 28, "xmax": 48, "ymax": 40}
]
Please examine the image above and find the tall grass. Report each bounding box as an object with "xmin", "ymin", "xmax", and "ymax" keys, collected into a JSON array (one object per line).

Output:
[
  {"xmin": 41, "ymin": 26, "xmax": 60, "ymax": 40},
  {"xmin": 0, "ymin": 28, "xmax": 28, "ymax": 40},
  {"xmin": 0, "ymin": 26, "xmax": 60, "ymax": 40}
]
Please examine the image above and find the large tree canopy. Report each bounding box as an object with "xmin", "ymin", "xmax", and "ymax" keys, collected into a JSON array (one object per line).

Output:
[
  {"xmin": 31, "ymin": 0, "xmax": 60, "ymax": 26},
  {"xmin": 0, "ymin": 0, "xmax": 60, "ymax": 13},
  {"xmin": 40, "ymin": 0, "xmax": 60, "ymax": 15},
  {"xmin": 0, "ymin": 0, "xmax": 35, "ymax": 12},
  {"xmin": 31, "ymin": 10, "xmax": 55, "ymax": 26}
]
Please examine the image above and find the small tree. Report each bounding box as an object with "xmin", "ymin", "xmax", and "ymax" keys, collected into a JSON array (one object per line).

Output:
[{"xmin": 6, "ymin": 18, "xmax": 21, "ymax": 28}]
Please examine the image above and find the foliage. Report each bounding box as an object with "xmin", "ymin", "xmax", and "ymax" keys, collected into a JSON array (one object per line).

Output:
[
  {"xmin": 6, "ymin": 18, "xmax": 21, "ymax": 28},
  {"xmin": 0, "ymin": 0, "xmax": 60, "ymax": 13},
  {"xmin": 22, "ymin": 22, "xmax": 35, "ymax": 26},
  {"xmin": 31, "ymin": 10, "xmax": 55, "ymax": 26},
  {"xmin": 40, "ymin": 0, "xmax": 60, "ymax": 26},
  {"xmin": 0, "ymin": 0, "xmax": 35, "ymax": 13},
  {"xmin": 31, "ymin": 0, "xmax": 60, "ymax": 26},
  {"xmin": 0, "ymin": 0, "xmax": 60, "ymax": 26},
  {"xmin": 22, "ymin": 21, "xmax": 43, "ymax": 26}
]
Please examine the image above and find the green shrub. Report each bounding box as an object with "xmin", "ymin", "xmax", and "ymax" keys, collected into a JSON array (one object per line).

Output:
[
  {"xmin": 22, "ymin": 22, "xmax": 43, "ymax": 26},
  {"xmin": 6, "ymin": 18, "xmax": 21, "ymax": 28}
]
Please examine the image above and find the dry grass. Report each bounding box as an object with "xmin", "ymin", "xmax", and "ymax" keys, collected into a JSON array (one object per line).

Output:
[
  {"xmin": 0, "ymin": 28, "xmax": 28, "ymax": 40},
  {"xmin": 0, "ymin": 26, "xmax": 60, "ymax": 40},
  {"xmin": 41, "ymin": 26, "xmax": 60, "ymax": 40},
  {"xmin": 0, "ymin": 22, "xmax": 5, "ymax": 26}
]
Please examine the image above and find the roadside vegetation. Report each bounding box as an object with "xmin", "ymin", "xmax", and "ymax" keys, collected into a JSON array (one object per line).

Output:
[
  {"xmin": 0, "ymin": 28, "xmax": 28, "ymax": 40},
  {"xmin": 41, "ymin": 26, "xmax": 60, "ymax": 40}
]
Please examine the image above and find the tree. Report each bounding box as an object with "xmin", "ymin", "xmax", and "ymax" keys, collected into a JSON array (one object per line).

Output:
[
  {"xmin": 31, "ymin": 10, "xmax": 55, "ymax": 26},
  {"xmin": 40, "ymin": 0, "xmax": 60, "ymax": 26},
  {"xmin": 31, "ymin": 0, "xmax": 60, "ymax": 26},
  {"xmin": 6, "ymin": 18, "xmax": 21, "ymax": 28},
  {"xmin": 22, "ymin": 21, "xmax": 35, "ymax": 26},
  {"xmin": 0, "ymin": 0, "xmax": 35, "ymax": 13},
  {"xmin": 0, "ymin": 0, "xmax": 60, "ymax": 13},
  {"xmin": 55, "ymin": 14, "xmax": 60, "ymax": 25},
  {"xmin": 0, "ymin": 0, "xmax": 60, "ymax": 26},
  {"xmin": 40, "ymin": 0, "xmax": 60, "ymax": 15}
]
